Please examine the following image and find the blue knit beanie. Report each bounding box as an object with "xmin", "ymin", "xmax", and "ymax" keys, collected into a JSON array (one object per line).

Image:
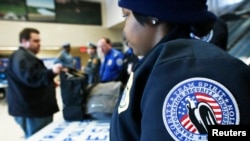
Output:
[{"xmin": 118, "ymin": 0, "xmax": 216, "ymax": 24}]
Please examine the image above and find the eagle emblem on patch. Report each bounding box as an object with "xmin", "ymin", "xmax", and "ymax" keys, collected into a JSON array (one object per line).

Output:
[{"xmin": 162, "ymin": 77, "xmax": 239, "ymax": 141}]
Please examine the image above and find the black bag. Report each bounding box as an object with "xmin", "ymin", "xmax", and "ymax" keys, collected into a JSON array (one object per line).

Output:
[{"xmin": 59, "ymin": 70, "xmax": 88, "ymax": 121}]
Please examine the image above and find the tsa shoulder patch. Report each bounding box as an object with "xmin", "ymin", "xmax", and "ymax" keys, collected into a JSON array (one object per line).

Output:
[
  {"xmin": 162, "ymin": 77, "xmax": 239, "ymax": 141},
  {"xmin": 116, "ymin": 58, "xmax": 123, "ymax": 66}
]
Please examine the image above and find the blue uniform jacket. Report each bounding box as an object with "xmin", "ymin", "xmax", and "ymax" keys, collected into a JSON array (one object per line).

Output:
[
  {"xmin": 54, "ymin": 50, "xmax": 75, "ymax": 69},
  {"xmin": 110, "ymin": 28, "xmax": 250, "ymax": 141},
  {"xmin": 99, "ymin": 48, "xmax": 124, "ymax": 82},
  {"xmin": 6, "ymin": 47, "xmax": 59, "ymax": 117}
]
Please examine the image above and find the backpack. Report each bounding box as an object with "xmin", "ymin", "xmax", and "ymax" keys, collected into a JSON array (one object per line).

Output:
[{"xmin": 59, "ymin": 70, "xmax": 88, "ymax": 121}]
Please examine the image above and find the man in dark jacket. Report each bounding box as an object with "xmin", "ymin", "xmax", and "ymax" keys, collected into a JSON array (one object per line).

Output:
[
  {"xmin": 110, "ymin": 0, "xmax": 250, "ymax": 141},
  {"xmin": 5, "ymin": 28, "xmax": 62, "ymax": 139}
]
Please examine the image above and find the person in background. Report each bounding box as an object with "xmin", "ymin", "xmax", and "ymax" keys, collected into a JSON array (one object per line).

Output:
[
  {"xmin": 83, "ymin": 42, "xmax": 101, "ymax": 85},
  {"xmin": 5, "ymin": 27, "xmax": 62, "ymax": 139},
  {"xmin": 110, "ymin": 0, "xmax": 250, "ymax": 141},
  {"xmin": 190, "ymin": 16, "xmax": 228, "ymax": 50},
  {"xmin": 54, "ymin": 42, "xmax": 76, "ymax": 69},
  {"xmin": 118, "ymin": 47, "xmax": 139, "ymax": 86},
  {"xmin": 97, "ymin": 37, "xmax": 124, "ymax": 82},
  {"xmin": 0, "ymin": 59, "xmax": 6, "ymax": 99},
  {"xmin": 210, "ymin": 17, "xmax": 228, "ymax": 50}
]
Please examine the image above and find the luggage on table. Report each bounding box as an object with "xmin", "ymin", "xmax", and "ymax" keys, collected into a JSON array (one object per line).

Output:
[
  {"xmin": 59, "ymin": 69, "xmax": 88, "ymax": 121},
  {"xmin": 60, "ymin": 68, "xmax": 123, "ymax": 121},
  {"xmin": 86, "ymin": 81, "xmax": 123, "ymax": 120}
]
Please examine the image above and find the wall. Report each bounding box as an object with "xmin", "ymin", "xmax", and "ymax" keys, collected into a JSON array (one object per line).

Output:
[
  {"xmin": 0, "ymin": 21, "xmax": 123, "ymax": 49},
  {"xmin": 105, "ymin": 0, "xmax": 124, "ymax": 28},
  {"xmin": 0, "ymin": 0, "xmax": 125, "ymax": 69},
  {"xmin": 0, "ymin": 20, "xmax": 123, "ymax": 67},
  {"xmin": 0, "ymin": 0, "xmax": 124, "ymax": 50}
]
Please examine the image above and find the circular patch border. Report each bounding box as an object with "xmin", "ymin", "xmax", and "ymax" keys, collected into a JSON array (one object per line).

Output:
[{"xmin": 162, "ymin": 77, "xmax": 239, "ymax": 141}]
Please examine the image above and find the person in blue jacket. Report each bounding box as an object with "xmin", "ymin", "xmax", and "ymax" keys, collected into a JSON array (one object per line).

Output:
[
  {"xmin": 118, "ymin": 47, "xmax": 139, "ymax": 85},
  {"xmin": 54, "ymin": 42, "xmax": 76, "ymax": 69},
  {"xmin": 110, "ymin": 0, "xmax": 250, "ymax": 141},
  {"xmin": 97, "ymin": 37, "xmax": 124, "ymax": 82}
]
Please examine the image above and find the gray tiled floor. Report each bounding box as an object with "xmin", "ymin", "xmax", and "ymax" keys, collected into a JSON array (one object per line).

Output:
[
  {"xmin": 0, "ymin": 87, "xmax": 63, "ymax": 141},
  {"xmin": 0, "ymin": 97, "xmax": 24, "ymax": 141}
]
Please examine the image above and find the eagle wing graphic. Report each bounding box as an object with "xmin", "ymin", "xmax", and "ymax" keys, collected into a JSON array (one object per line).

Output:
[{"xmin": 186, "ymin": 98, "xmax": 218, "ymax": 134}]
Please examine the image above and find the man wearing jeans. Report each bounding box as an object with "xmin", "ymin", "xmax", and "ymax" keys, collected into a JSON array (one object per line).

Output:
[{"xmin": 5, "ymin": 28, "xmax": 62, "ymax": 139}]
